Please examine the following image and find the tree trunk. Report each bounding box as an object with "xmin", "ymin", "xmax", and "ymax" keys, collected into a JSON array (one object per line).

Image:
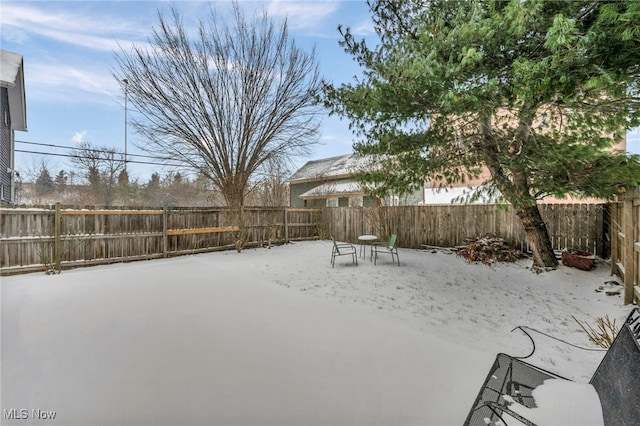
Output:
[
  {"xmin": 220, "ymin": 178, "xmax": 249, "ymax": 252},
  {"xmin": 516, "ymin": 204, "xmax": 559, "ymax": 269},
  {"xmin": 232, "ymin": 206, "xmax": 248, "ymax": 253}
]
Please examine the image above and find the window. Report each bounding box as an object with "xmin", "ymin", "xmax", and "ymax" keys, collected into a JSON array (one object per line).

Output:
[{"xmin": 363, "ymin": 196, "xmax": 377, "ymax": 207}]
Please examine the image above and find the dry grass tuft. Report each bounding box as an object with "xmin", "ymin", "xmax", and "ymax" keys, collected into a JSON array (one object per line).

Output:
[{"xmin": 573, "ymin": 315, "xmax": 619, "ymax": 349}]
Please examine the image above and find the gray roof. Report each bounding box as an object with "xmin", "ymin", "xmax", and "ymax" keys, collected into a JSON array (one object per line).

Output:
[
  {"xmin": 0, "ymin": 49, "xmax": 27, "ymax": 131},
  {"xmin": 289, "ymin": 153, "xmax": 378, "ymax": 183},
  {"xmin": 298, "ymin": 180, "xmax": 362, "ymax": 198}
]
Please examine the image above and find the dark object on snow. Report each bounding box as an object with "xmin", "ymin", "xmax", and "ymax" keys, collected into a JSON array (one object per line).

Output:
[
  {"xmin": 464, "ymin": 307, "xmax": 640, "ymax": 426},
  {"xmin": 596, "ymin": 281, "xmax": 623, "ymax": 296},
  {"xmin": 561, "ymin": 248, "xmax": 595, "ymax": 270}
]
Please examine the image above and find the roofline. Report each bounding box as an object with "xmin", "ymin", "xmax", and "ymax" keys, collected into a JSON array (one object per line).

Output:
[
  {"xmin": 13, "ymin": 58, "xmax": 27, "ymax": 131},
  {"xmin": 299, "ymin": 191, "xmax": 364, "ymax": 200},
  {"xmin": 288, "ymin": 173, "xmax": 353, "ymax": 185},
  {"xmin": 1, "ymin": 51, "xmax": 27, "ymax": 131},
  {"xmin": 300, "ymin": 153, "xmax": 353, "ymax": 165}
]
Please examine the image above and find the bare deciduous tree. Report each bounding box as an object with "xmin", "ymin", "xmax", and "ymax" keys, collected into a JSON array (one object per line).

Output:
[
  {"xmin": 71, "ymin": 142, "xmax": 126, "ymax": 206},
  {"xmin": 34, "ymin": 160, "xmax": 55, "ymax": 199},
  {"xmin": 113, "ymin": 2, "xmax": 322, "ymax": 209},
  {"xmin": 250, "ymin": 156, "xmax": 290, "ymax": 207}
]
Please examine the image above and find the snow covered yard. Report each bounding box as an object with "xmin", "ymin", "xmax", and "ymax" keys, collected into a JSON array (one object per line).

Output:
[{"xmin": 1, "ymin": 240, "xmax": 631, "ymax": 425}]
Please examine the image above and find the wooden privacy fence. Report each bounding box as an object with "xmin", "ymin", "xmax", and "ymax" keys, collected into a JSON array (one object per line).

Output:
[
  {"xmin": 0, "ymin": 205, "xmax": 320, "ymax": 275},
  {"xmin": 610, "ymin": 189, "xmax": 640, "ymax": 305},
  {"xmin": 322, "ymin": 203, "xmax": 608, "ymax": 257},
  {"xmin": 1, "ymin": 203, "xmax": 610, "ymax": 278}
]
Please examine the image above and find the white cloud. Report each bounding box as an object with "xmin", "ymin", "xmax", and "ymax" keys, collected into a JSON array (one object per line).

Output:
[
  {"xmin": 348, "ymin": 20, "xmax": 376, "ymax": 37},
  {"xmin": 266, "ymin": 0, "xmax": 340, "ymax": 30},
  {"xmin": 36, "ymin": 28, "xmax": 133, "ymax": 53},
  {"xmin": 1, "ymin": 3, "xmax": 147, "ymax": 52},
  {"xmin": 1, "ymin": 26, "xmax": 30, "ymax": 44},
  {"xmin": 26, "ymin": 61, "xmax": 122, "ymax": 106},
  {"xmin": 0, "ymin": 3, "xmax": 162, "ymax": 108},
  {"xmin": 72, "ymin": 131, "xmax": 87, "ymax": 144}
]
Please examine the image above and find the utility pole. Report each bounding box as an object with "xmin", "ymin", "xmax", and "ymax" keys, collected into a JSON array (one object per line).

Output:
[{"xmin": 122, "ymin": 78, "xmax": 128, "ymax": 172}]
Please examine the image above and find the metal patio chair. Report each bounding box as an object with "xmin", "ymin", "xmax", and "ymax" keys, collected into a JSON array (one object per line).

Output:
[
  {"xmin": 330, "ymin": 237, "xmax": 358, "ymax": 268},
  {"xmin": 372, "ymin": 233, "xmax": 400, "ymax": 266}
]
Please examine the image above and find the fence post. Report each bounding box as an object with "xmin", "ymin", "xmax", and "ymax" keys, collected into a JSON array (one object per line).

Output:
[
  {"xmin": 162, "ymin": 207, "xmax": 168, "ymax": 258},
  {"xmin": 54, "ymin": 203, "xmax": 61, "ymax": 271},
  {"xmin": 610, "ymin": 203, "xmax": 619, "ymax": 277},
  {"xmin": 284, "ymin": 208, "xmax": 289, "ymax": 243},
  {"xmin": 623, "ymin": 199, "xmax": 635, "ymax": 305}
]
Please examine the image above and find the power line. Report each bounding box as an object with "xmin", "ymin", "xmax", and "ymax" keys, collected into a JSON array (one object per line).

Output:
[
  {"xmin": 15, "ymin": 140, "xmax": 185, "ymax": 168},
  {"xmin": 14, "ymin": 149, "xmax": 185, "ymax": 168},
  {"xmin": 16, "ymin": 139, "xmax": 174, "ymax": 162}
]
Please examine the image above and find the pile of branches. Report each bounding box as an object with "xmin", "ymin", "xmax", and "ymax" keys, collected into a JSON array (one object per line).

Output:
[{"xmin": 457, "ymin": 235, "xmax": 526, "ymax": 265}]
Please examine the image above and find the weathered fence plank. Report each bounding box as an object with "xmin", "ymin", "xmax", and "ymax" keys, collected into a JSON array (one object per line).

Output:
[{"xmin": 166, "ymin": 226, "xmax": 240, "ymax": 236}]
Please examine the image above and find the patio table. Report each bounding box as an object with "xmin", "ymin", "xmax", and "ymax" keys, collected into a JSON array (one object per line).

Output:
[{"xmin": 358, "ymin": 235, "xmax": 378, "ymax": 260}]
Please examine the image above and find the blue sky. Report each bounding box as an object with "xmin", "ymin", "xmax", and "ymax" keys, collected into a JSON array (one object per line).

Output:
[
  {"xmin": 1, "ymin": 0, "xmax": 374, "ymax": 182},
  {"xmin": 2, "ymin": 0, "xmax": 639, "ymax": 183}
]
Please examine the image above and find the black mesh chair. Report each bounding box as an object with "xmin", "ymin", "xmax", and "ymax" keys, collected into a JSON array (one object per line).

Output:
[
  {"xmin": 463, "ymin": 353, "xmax": 567, "ymax": 426},
  {"xmin": 464, "ymin": 307, "xmax": 640, "ymax": 426},
  {"xmin": 590, "ymin": 307, "xmax": 640, "ymax": 426}
]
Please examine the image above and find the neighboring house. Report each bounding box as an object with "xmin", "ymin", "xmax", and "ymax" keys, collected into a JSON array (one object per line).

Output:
[
  {"xmin": 288, "ymin": 153, "xmax": 425, "ymax": 208},
  {"xmin": 423, "ymin": 108, "xmax": 629, "ymax": 205},
  {"xmin": 291, "ymin": 124, "xmax": 628, "ymax": 208},
  {"xmin": 0, "ymin": 49, "xmax": 27, "ymax": 205},
  {"xmin": 424, "ymin": 133, "xmax": 628, "ymax": 205}
]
